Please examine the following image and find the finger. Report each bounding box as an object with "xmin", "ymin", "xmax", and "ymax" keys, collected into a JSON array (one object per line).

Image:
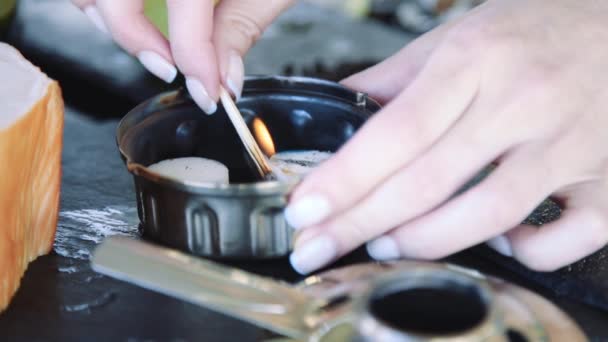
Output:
[
  {"xmin": 341, "ymin": 21, "xmax": 454, "ymax": 103},
  {"xmin": 72, "ymin": 1, "xmax": 109, "ymax": 34},
  {"xmin": 96, "ymin": 0, "xmax": 177, "ymax": 83},
  {"xmin": 213, "ymin": 0, "xmax": 294, "ymax": 100},
  {"xmin": 166, "ymin": 0, "xmax": 219, "ymax": 114},
  {"xmin": 504, "ymin": 185, "xmax": 608, "ymax": 271},
  {"xmin": 285, "ymin": 42, "xmax": 480, "ymax": 232},
  {"xmin": 365, "ymin": 146, "xmax": 557, "ymax": 262},
  {"xmin": 289, "ymin": 108, "xmax": 514, "ymax": 274}
]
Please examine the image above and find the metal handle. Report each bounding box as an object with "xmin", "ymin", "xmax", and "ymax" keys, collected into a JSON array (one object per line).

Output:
[{"xmin": 91, "ymin": 237, "xmax": 315, "ymax": 340}]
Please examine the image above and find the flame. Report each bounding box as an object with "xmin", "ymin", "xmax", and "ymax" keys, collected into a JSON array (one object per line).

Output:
[{"xmin": 252, "ymin": 117, "xmax": 276, "ymax": 157}]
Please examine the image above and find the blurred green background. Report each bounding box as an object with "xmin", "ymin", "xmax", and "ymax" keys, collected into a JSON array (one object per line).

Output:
[
  {"xmin": 0, "ymin": 0, "xmax": 17, "ymax": 33},
  {"xmin": 144, "ymin": 0, "xmax": 169, "ymax": 37}
]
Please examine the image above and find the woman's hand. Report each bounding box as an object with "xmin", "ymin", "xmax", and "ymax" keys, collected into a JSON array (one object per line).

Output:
[
  {"xmin": 72, "ymin": 0, "xmax": 293, "ymax": 113},
  {"xmin": 286, "ymin": 0, "xmax": 608, "ymax": 274}
]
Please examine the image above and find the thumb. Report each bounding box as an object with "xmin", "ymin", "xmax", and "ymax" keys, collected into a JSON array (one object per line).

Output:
[{"xmin": 212, "ymin": 0, "xmax": 294, "ymax": 99}]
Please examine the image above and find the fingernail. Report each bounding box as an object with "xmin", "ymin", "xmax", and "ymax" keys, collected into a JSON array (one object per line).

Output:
[
  {"xmin": 285, "ymin": 194, "xmax": 332, "ymax": 230},
  {"xmin": 225, "ymin": 51, "xmax": 244, "ymax": 101},
  {"xmin": 185, "ymin": 77, "xmax": 217, "ymax": 114},
  {"xmin": 83, "ymin": 5, "xmax": 109, "ymax": 34},
  {"xmin": 487, "ymin": 235, "xmax": 513, "ymax": 257},
  {"xmin": 366, "ymin": 236, "xmax": 401, "ymax": 261},
  {"xmin": 137, "ymin": 51, "xmax": 177, "ymax": 83},
  {"xmin": 289, "ymin": 235, "xmax": 337, "ymax": 275}
]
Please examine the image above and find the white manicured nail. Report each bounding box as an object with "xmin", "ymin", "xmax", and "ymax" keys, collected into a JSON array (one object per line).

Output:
[
  {"xmin": 186, "ymin": 77, "xmax": 217, "ymax": 114},
  {"xmin": 487, "ymin": 235, "xmax": 513, "ymax": 257},
  {"xmin": 366, "ymin": 236, "xmax": 401, "ymax": 261},
  {"xmin": 225, "ymin": 51, "xmax": 244, "ymax": 101},
  {"xmin": 137, "ymin": 51, "xmax": 177, "ymax": 83},
  {"xmin": 289, "ymin": 235, "xmax": 337, "ymax": 274},
  {"xmin": 285, "ymin": 194, "xmax": 332, "ymax": 230},
  {"xmin": 84, "ymin": 6, "xmax": 109, "ymax": 34}
]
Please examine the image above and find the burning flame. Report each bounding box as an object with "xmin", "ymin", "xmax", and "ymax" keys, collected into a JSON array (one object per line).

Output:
[{"xmin": 252, "ymin": 117, "xmax": 276, "ymax": 157}]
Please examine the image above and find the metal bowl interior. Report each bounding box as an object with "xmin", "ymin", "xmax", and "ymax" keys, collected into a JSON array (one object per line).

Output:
[{"xmin": 116, "ymin": 76, "xmax": 381, "ymax": 195}]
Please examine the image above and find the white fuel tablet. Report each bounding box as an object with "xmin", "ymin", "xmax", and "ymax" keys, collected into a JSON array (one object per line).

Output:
[
  {"xmin": 148, "ymin": 157, "xmax": 229, "ymax": 184},
  {"xmin": 269, "ymin": 150, "xmax": 332, "ymax": 181}
]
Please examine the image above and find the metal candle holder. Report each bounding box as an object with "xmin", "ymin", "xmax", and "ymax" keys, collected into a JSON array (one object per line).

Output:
[{"xmin": 116, "ymin": 76, "xmax": 380, "ymax": 258}]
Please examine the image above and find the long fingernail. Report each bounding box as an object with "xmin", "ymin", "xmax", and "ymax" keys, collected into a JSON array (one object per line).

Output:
[
  {"xmin": 137, "ymin": 51, "xmax": 177, "ymax": 83},
  {"xmin": 289, "ymin": 235, "xmax": 337, "ymax": 275},
  {"xmin": 225, "ymin": 51, "xmax": 244, "ymax": 101},
  {"xmin": 285, "ymin": 195, "xmax": 332, "ymax": 230},
  {"xmin": 366, "ymin": 236, "xmax": 400, "ymax": 261},
  {"xmin": 487, "ymin": 235, "xmax": 513, "ymax": 257},
  {"xmin": 186, "ymin": 77, "xmax": 217, "ymax": 114},
  {"xmin": 83, "ymin": 5, "xmax": 109, "ymax": 34}
]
